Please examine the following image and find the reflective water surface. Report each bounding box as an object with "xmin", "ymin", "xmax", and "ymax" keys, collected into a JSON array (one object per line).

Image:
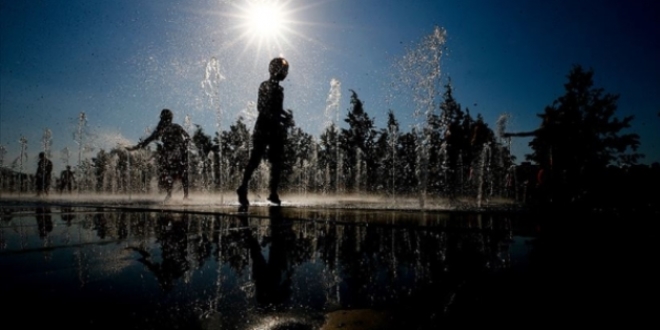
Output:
[{"xmin": 0, "ymin": 205, "xmax": 540, "ymax": 329}]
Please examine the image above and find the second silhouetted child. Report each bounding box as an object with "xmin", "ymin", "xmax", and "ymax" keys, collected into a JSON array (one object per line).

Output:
[{"xmin": 128, "ymin": 109, "xmax": 190, "ymax": 201}]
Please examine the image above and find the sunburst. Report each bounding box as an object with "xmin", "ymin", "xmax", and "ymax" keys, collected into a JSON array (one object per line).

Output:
[
  {"xmin": 232, "ymin": 0, "xmax": 296, "ymax": 57},
  {"xmin": 216, "ymin": 0, "xmax": 326, "ymax": 61},
  {"xmin": 245, "ymin": 1, "xmax": 287, "ymax": 39}
]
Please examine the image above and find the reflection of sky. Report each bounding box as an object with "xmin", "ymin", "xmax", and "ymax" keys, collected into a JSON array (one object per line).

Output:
[{"xmin": 2, "ymin": 0, "xmax": 659, "ymax": 173}]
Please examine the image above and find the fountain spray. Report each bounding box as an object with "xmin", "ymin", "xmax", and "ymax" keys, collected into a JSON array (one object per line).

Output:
[
  {"xmin": 325, "ymin": 78, "xmax": 342, "ymax": 194},
  {"xmin": 41, "ymin": 128, "xmax": 52, "ymax": 194},
  {"xmin": 18, "ymin": 136, "xmax": 28, "ymax": 195},
  {"xmin": 0, "ymin": 144, "xmax": 5, "ymax": 190},
  {"xmin": 75, "ymin": 112, "xmax": 87, "ymax": 194},
  {"xmin": 396, "ymin": 26, "xmax": 447, "ymax": 208},
  {"xmin": 202, "ymin": 57, "xmax": 225, "ymax": 202},
  {"xmin": 389, "ymin": 122, "xmax": 398, "ymax": 202}
]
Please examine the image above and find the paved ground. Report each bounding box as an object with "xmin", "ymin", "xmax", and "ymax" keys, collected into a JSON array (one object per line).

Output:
[
  {"xmin": 0, "ymin": 192, "xmax": 536, "ymax": 329},
  {"xmin": 0, "ymin": 191, "xmax": 520, "ymax": 215}
]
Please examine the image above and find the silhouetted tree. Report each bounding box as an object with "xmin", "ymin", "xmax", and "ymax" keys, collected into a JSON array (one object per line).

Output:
[
  {"xmin": 526, "ymin": 65, "xmax": 642, "ymax": 207},
  {"xmin": 319, "ymin": 123, "xmax": 341, "ymax": 193},
  {"xmin": 217, "ymin": 117, "xmax": 251, "ymax": 191},
  {"xmin": 192, "ymin": 125, "xmax": 214, "ymax": 191},
  {"xmin": 92, "ymin": 149, "xmax": 110, "ymax": 192},
  {"xmin": 112, "ymin": 146, "xmax": 155, "ymax": 194},
  {"xmin": 439, "ymin": 81, "xmax": 469, "ymax": 195},
  {"xmin": 398, "ymin": 131, "xmax": 419, "ymax": 194},
  {"xmin": 285, "ymin": 126, "xmax": 315, "ymax": 193},
  {"xmin": 341, "ymin": 90, "xmax": 379, "ymax": 192},
  {"xmin": 423, "ymin": 103, "xmax": 444, "ymax": 194},
  {"xmin": 376, "ymin": 110, "xmax": 401, "ymax": 195}
]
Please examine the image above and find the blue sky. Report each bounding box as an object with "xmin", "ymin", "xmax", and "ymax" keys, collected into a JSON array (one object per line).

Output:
[{"xmin": 2, "ymin": 0, "xmax": 659, "ymax": 174}]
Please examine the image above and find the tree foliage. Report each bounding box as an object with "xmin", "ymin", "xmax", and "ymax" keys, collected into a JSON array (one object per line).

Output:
[
  {"xmin": 340, "ymin": 90, "xmax": 379, "ymax": 192},
  {"xmin": 526, "ymin": 65, "xmax": 642, "ymax": 205}
]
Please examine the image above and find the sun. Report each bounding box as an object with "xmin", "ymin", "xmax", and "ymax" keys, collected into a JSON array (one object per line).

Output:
[
  {"xmin": 233, "ymin": 0, "xmax": 294, "ymax": 54},
  {"xmin": 245, "ymin": 1, "xmax": 286, "ymax": 38},
  {"xmin": 215, "ymin": 0, "xmax": 325, "ymax": 62}
]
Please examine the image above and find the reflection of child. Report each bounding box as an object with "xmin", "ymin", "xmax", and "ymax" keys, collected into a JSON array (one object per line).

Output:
[
  {"xmin": 127, "ymin": 109, "xmax": 190, "ymax": 201},
  {"xmin": 237, "ymin": 57, "xmax": 293, "ymax": 211}
]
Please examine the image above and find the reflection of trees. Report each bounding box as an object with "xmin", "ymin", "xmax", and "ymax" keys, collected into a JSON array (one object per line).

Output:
[
  {"xmin": 26, "ymin": 207, "xmax": 523, "ymax": 317},
  {"xmin": 133, "ymin": 213, "xmax": 191, "ymax": 292},
  {"xmin": 36, "ymin": 207, "xmax": 53, "ymax": 240},
  {"xmin": 92, "ymin": 207, "xmax": 108, "ymax": 239},
  {"xmin": 115, "ymin": 212, "xmax": 128, "ymax": 240},
  {"xmin": 60, "ymin": 206, "xmax": 76, "ymax": 226},
  {"xmin": 186, "ymin": 215, "xmax": 214, "ymax": 271},
  {"xmin": 316, "ymin": 221, "xmax": 339, "ymax": 271},
  {"xmin": 339, "ymin": 224, "xmax": 376, "ymax": 306},
  {"xmin": 320, "ymin": 212, "xmax": 518, "ymax": 314},
  {"xmin": 216, "ymin": 217, "xmax": 250, "ymax": 274}
]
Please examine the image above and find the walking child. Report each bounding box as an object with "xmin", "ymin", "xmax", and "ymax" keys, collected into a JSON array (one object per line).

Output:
[{"xmin": 237, "ymin": 57, "xmax": 293, "ymax": 211}]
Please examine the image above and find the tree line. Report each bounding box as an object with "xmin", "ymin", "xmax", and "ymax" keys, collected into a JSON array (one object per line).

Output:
[
  {"xmin": 2, "ymin": 65, "xmax": 657, "ymax": 212},
  {"xmin": 0, "ymin": 82, "xmax": 515, "ymax": 203}
]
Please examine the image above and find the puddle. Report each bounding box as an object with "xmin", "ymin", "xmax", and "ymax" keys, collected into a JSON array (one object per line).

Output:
[{"xmin": 0, "ymin": 204, "xmax": 541, "ymax": 329}]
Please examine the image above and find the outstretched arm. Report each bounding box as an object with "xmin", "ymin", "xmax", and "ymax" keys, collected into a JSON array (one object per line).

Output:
[
  {"xmin": 127, "ymin": 127, "xmax": 161, "ymax": 150},
  {"xmin": 138, "ymin": 130, "xmax": 160, "ymax": 148}
]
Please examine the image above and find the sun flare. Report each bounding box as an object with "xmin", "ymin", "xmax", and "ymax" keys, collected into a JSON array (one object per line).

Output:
[
  {"xmin": 246, "ymin": 2, "xmax": 286, "ymax": 38},
  {"xmin": 237, "ymin": 0, "xmax": 292, "ymax": 50},
  {"xmin": 219, "ymin": 0, "xmax": 324, "ymax": 61}
]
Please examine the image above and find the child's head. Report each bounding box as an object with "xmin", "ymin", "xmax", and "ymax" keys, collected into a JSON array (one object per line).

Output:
[
  {"xmin": 269, "ymin": 57, "xmax": 289, "ymax": 81},
  {"xmin": 160, "ymin": 109, "xmax": 173, "ymax": 123}
]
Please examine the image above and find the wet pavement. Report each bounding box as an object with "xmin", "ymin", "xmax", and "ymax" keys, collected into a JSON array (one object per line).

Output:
[{"xmin": 0, "ymin": 195, "xmax": 544, "ymax": 329}]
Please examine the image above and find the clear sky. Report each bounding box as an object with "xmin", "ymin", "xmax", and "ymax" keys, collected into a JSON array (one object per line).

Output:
[{"xmin": 2, "ymin": 0, "xmax": 659, "ymax": 174}]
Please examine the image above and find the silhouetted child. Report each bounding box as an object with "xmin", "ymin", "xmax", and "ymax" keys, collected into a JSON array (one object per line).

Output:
[
  {"xmin": 237, "ymin": 57, "xmax": 293, "ymax": 211},
  {"xmin": 35, "ymin": 152, "xmax": 53, "ymax": 197},
  {"xmin": 59, "ymin": 165, "xmax": 75, "ymax": 193},
  {"xmin": 127, "ymin": 109, "xmax": 190, "ymax": 201}
]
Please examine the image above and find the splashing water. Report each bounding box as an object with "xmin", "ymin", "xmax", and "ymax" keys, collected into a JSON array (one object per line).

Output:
[
  {"xmin": 395, "ymin": 26, "xmax": 447, "ymax": 120},
  {"xmin": 324, "ymin": 78, "xmax": 341, "ymax": 129},
  {"xmin": 184, "ymin": 114, "xmax": 193, "ymax": 132},
  {"xmin": 495, "ymin": 113, "xmax": 513, "ymax": 190},
  {"xmin": 0, "ymin": 144, "xmax": 6, "ymax": 169},
  {"xmin": 202, "ymin": 57, "xmax": 227, "ymax": 202},
  {"xmin": 60, "ymin": 147, "xmax": 70, "ymax": 167},
  {"xmin": 18, "ymin": 136, "xmax": 28, "ymax": 195},
  {"xmin": 394, "ymin": 26, "xmax": 447, "ymax": 208},
  {"xmin": 41, "ymin": 129, "xmax": 52, "ymax": 159},
  {"xmin": 240, "ymin": 101, "xmax": 258, "ymax": 128},
  {"xmin": 75, "ymin": 112, "xmax": 86, "ymax": 171},
  {"xmin": 201, "ymin": 57, "xmax": 226, "ymax": 131},
  {"xmin": 388, "ymin": 122, "xmax": 399, "ymax": 201},
  {"xmin": 323, "ymin": 78, "xmax": 343, "ymax": 194},
  {"xmin": 496, "ymin": 113, "xmax": 510, "ymax": 143},
  {"xmin": 476, "ymin": 143, "xmax": 492, "ymax": 208}
]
